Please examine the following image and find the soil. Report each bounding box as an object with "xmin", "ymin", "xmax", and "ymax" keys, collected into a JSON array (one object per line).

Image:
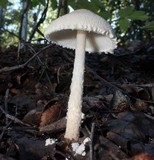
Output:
[{"xmin": 0, "ymin": 42, "xmax": 154, "ymax": 160}]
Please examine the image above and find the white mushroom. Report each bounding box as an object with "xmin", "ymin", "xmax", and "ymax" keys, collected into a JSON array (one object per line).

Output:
[{"xmin": 45, "ymin": 9, "xmax": 117, "ymax": 141}]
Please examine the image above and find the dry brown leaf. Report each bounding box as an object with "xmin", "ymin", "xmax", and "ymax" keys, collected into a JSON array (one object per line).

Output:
[
  {"xmin": 119, "ymin": 84, "xmax": 151, "ymax": 100},
  {"xmin": 151, "ymin": 87, "xmax": 154, "ymax": 101},
  {"xmin": 130, "ymin": 153, "xmax": 154, "ymax": 160},
  {"xmin": 39, "ymin": 117, "xmax": 66, "ymax": 133},
  {"xmin": 112, "ymin": 90, "xmax": 131, "ymax": 111},
  {"xmin": 10, "ymin": 88, "xmax": 21, "ymax": 94},
  {"xmin": 0, "ymin": 153, "xmax": 16, "ymax": 160},
  {"xmin": 34, "ymin": 82, "xmax": 51, "ymax": 98},
  {"xmin": 134, "ymin": 99, "xmax": 147, "ymax": 111},
  {"xmin": 22, "ymin": 107, "xmax": 43, "ymax": 126},
  {"xmin": 40, "ymin": 99, "xmax": 65, "ymax": 127}
]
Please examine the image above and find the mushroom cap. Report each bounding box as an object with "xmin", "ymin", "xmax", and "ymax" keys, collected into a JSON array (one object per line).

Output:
[{"xmin": 45, "ymin": 9, "xmax": 117, "ymax": 53}]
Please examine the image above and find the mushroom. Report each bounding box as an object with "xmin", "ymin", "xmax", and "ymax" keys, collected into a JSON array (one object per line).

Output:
[{"xmin": 45, "ymin": 9, "xmax": 117, "ymax": 141}]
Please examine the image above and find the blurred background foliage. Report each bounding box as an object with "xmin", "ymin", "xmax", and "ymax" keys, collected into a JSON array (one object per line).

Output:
[{"xmin": 0, "ymin": 0, "xmax": 154, "ymax": 49}]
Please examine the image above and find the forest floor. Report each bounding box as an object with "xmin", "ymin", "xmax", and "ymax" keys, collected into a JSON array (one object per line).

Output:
[{"xmin": 0, "ymin": 42, "xmax": 154, "ymax": 160}]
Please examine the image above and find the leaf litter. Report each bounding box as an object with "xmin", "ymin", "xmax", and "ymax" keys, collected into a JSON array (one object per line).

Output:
[{"xmin": 0, "ymin": 42, "xmax": 154, "ymax": 160}]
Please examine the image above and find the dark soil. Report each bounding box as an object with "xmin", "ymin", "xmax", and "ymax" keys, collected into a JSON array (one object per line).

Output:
[{"xmin": 0, "ymin": 42, "xmax": 154, "ymax": 160}]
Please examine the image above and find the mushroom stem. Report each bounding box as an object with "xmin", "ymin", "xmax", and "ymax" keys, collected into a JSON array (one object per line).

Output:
[{"xmin": 64, "ymin": 30, "xmax": 87, "ymax": 141}]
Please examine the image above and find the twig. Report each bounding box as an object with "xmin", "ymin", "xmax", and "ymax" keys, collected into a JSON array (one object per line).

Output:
[
  {"xmin": 57, "ymin": 0, "xmax": 68, "ymax": 18},
  {"xmin": 28, "ymin": 44, "xmax": 46, "ymax": 65},
  {"xmin": 116, "ymin": 82, "xmax": 154, "ymax": 88},
  {"xmin": 0, "ymin": 44, "xmax": 52, "ymax": 73},
  {"xmin": 57, "ymin": 67, "xmax": 61, "ymax": 84},
  {"xmin": 19, "ymin": 0, "xmax": 30, "ymax": 41},
  {"xmin": 28, "ymin": 45, "xmax": 55, "ymax": 95},
  {"xmin": 89, "ymin": 123, "xmax": 95, "ymax": 160},
  {"xmin": 4, "ymin": 89, "xmax": 10, "ymax": 124},
  {"xmin": 0, "ymin": 121, "xmax": 12, "ymax": 141},
  {"xmin": 108, "ymin": 150, "xmax": 120, "ymax": 160},
  {"xmin": 85, "ymin": 66, "xmax": 121, "ymax": 91},
  {"xmin": 0, "ymin": 105, "xmax": 30, "ymax": 126},
  {"xmin": 2, "ymin": 27, "xmax": 20, "ymax": 39},
  {"xmin": 28, "ymin": 0, "xmax": 49, "ymax": 41},
  {"xmin": 144, "ymin": 113, "xmax": 154, "ymax": 120}
]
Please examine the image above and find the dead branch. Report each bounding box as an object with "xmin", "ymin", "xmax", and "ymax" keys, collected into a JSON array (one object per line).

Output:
[
  {"xmin": 19, "ymin": 0, "xmax": 30, "ymax": 41},
  {"xmin": 39, "ymin": 117, "xmax": 66, "ymax": 133},
  {"xmin": 0, "ymin": 105, "xmax": 30, "ymax": 126},
  {"xmin": 0, "ymin": 121, "xmax": 12, "ymax": 141},
  {"xmin": 2, "ymin": 27, "xmax": 19, "ymax": 39},
  {"xmin": 0, "ymin": 44, "xmax": 52, "ymax": 73},
  {"xmin": 89, "ymin": 123, "xmax": 95, "ymax": 160},
  {"xmin": 28, "ymin": 0, "xmax": 49, "ymax": 41},
  {"xmin": 57, "ymin": 0, "xmax": 68, "ymax": 18},
  {"xmin": 4, "ymin": 89, "xmax": 10, "ymax": 124},
  {"xmin": 85, "ymin": 66, "xmax": 121, "ymax": 91}
]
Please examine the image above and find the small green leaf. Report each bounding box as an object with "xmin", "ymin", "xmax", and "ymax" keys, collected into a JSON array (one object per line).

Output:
[
  {"xmin": 68, "ymin": 0, "xmax": 111, "ymax": 20},
  {"xmin": 91, "ymin": 0, "xmax": 105, "ymax": 9},
  {"xmin": 118, "ymin": 18, "xmax": 130, "ymax": 32},
  {"xmin": 51, "ymin": 0, "xmax": 57, "ymax": 10},
  {"xmin": 128, "ymin": 11, "xmax": 149, "ymax": 21},
  {"xmin": 31, "ymin": 0, "xmax": 46, "ymax": 7},
  {"xmin": 142, "ymin": 21, "xmax": 154, "ymax": 30},
  {"xmin": 31, "ymin": 0, "xmax": 40, "ymax": 7},
  {"xmin": 75, "ymin": 0, "xmax": 99, "ymax": 12},
  {"xmin": 68, "ymin": 0, "xmax": 77, "ymax": 10},
  {"xmin": 69, "ymin": 0, "xmax": 100, "ymax": 14},
  {"xmin": 0, "ymin": 1, "xmax": 7, "ymax": 8},
  {"xmin": 119, "ymin": 7, "xmax": 134, "ymax": 18},
  {"xmin": 99, "ymin": 10, "xmax": 112, "ymax": 20},
  {"xmin": 39, "ymin": 0, "xmax": 46, "ymax": 6}
]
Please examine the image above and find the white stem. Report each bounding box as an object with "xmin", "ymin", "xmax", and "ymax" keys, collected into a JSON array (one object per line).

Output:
[{"xmin": 64, "ymin": 30, "xmax": 87, "ymax": 141}]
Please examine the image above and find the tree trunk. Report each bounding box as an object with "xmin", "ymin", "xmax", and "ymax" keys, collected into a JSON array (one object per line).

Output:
[
  {"xmin": 21, "ymin": 1, "xmax": 28, "ymax": 43},
  {"xmin": 0, "ymin": 6, "xmax": 4, "ymax": 30}
]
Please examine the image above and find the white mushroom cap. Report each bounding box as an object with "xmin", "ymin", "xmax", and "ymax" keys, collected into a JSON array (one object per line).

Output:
[{"xmin": 45, "ymin": 9, "xmax": 117, "ymax": 53}]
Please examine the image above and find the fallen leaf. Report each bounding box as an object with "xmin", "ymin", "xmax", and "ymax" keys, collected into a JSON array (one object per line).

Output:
[
  {"xmin": 112, "ymin": 90, "xmax": 131, "ymax": 111},
  {"xmin": 22, "ymin": 107, "xmax": 43, "ymax": 126},
  {"xmin": 40, "ymin": 99, "xmax": 64, "ymax": 127},
  {"xmin": 130, "ymin": 153, "xmax": 154, "ymax": 160}
]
